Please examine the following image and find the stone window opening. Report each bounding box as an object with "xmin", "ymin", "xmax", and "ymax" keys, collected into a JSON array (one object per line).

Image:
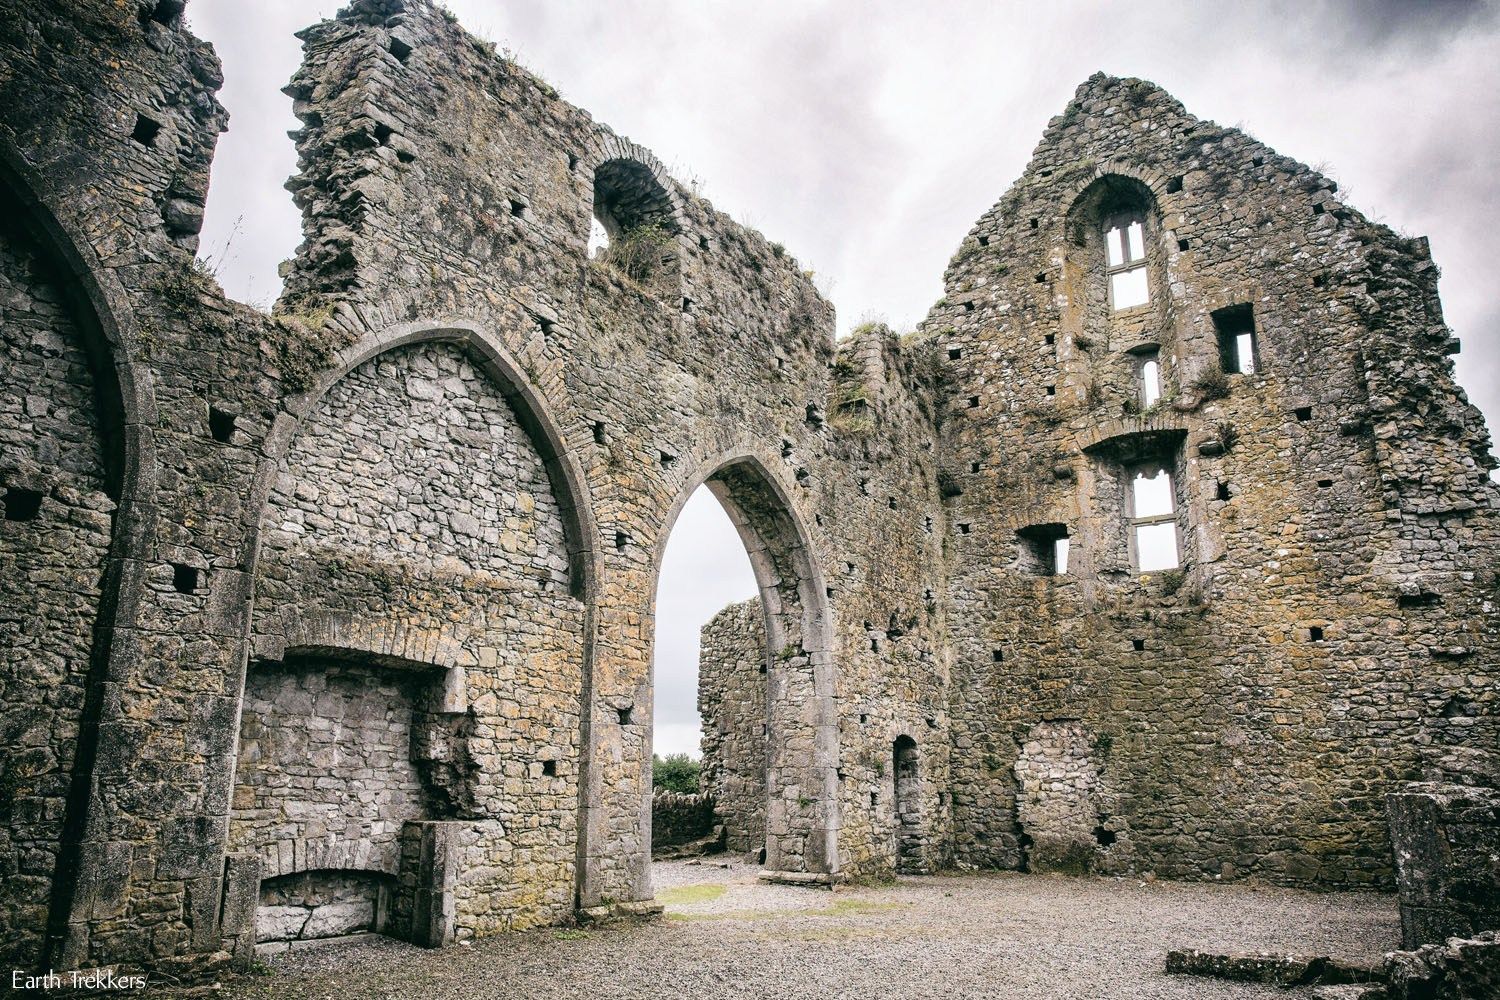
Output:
[
  {"xmin": 1016, "ymin": 523, "xmax": 1070, "ymax": 576},
  {"xmin": 143, "ymin": 0, "xmax": 184, "ymax": 27},
  {"xmin": 1104, "ymin": 213, "xmax": 1149, "ymax": 310},
  {"xmin": 1127, "ymin": 464, "xmax": 1180, "ymax": 572},
  {"xmin": 1133, "ymin": 346, "xmax": 1162, "ymax": 409},
  {"xmin": 589, "ymin": 158, "xmax": 679, "ymax": 289},
  {"xmin": 1212, "ymin": 303, "xmax": 1259, "ymax": 375},
  {"xmin": 131, "ymin": 113, "xmax": 162, "ymax": 147}
]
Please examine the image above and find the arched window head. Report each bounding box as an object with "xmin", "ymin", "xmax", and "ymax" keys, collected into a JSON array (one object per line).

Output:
[{"xmin": 1105, "ymin": 212, "xmax": 1149, "ymax": 310}]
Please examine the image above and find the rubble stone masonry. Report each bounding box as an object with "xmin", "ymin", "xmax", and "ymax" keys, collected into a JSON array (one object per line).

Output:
[{"xmin": 0, "ymin": 0, "xmax": 1494, "ymax": 979}]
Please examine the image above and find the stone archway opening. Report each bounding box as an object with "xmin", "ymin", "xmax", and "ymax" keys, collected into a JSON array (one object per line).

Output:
[{"xmin": 650, "ymin": 457, "xmax": 837, "ymax": 881}]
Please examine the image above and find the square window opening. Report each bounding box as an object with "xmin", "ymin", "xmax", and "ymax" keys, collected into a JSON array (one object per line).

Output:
[
  {"xmin": 1016, "ymin": 523, "xmax": 1069, "ymax": 576},
  {"xmin": 1212, "ymin": 303, "xmax": 1259, "ymax": 375},
  {"xmin": 3, "ymin": 486, "xmax": 43, "ymax": 522}
]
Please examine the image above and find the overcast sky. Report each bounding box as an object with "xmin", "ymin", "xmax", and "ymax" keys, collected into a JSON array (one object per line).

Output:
[{"xmin": 189, "ymin": 0, "xmax": 1500, "ymax": 758}]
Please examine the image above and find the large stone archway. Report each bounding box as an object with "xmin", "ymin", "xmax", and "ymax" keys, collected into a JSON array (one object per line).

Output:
[{"xmin": 649, "ymin": 451, "xmax": 838, "ymax": 880}]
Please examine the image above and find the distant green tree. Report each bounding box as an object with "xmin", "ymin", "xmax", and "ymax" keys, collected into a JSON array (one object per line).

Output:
[{"xmin": 652, "ymin": 753, "xmax": 701, "ymax": 794}]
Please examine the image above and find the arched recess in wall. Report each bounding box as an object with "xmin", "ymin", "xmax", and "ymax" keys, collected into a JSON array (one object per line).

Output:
[
  {"xmin": 582, "ymin": 141, "xmax": 690, "ymax": 303},
  {"xmin": 231, "ymin": 319, "xmax": 599, "ymax": 942},
  {"xmin": 0, "ymin": 144, "xmax": 159, "ymax": 970},
  {"xmin": 650, "ymin": 451, "xmax": 838, "ymax": 877}
]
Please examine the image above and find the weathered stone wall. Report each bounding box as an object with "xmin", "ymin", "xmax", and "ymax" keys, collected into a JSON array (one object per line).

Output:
[
  {"xmin": 697, "ymin": 598, "xmax": 767, "ymax": 855},
  {"xmin": 650, "ymin": 791, "xmax": 718, "ymax": 853},
  {"xmin": 1388, "ymin": 782, "xmax": 1500, "ymax": 948},
  {"xmin": 0, "ymin": 204, "xmax": 113, "ymax": 970},
  {"xmin": 0, "ymin": 0, "xmax": 1495, "ymax": 982},
  {"xmin": 934, "ymin": 73, "xmax": 1500, "ymax": 888}
]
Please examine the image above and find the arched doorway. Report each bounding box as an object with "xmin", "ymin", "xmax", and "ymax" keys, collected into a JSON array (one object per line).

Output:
[{"xmin": 650, "ymin": 454, "xmax": 837, "ymax": 880}]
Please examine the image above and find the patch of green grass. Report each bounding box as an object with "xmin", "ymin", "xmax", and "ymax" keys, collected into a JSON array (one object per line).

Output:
[
  {"xmin": 658, "ymin": 883, "xmax": 728, "ymax": 905},
  {"xmin": 666, "ymin": 897, "xmax": 907, "ymax": 922},
  {"xmin": 554, "ymin": 929, "xmax": 590, "ymax": 941}
]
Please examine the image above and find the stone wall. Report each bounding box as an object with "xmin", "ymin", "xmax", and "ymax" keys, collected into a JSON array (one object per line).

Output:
[
  {"xmin": 697, "ymin": 598, "xmax": 767, "ymax": 855},
  {"xmin": 1388, "ymin": 782, "xmax": 1500, "ymax": 948},
  {"xmin": 650, "ymin": 791, "xmax": 718, "ymax": 853},
  {"xmin": 0, "ymin": 0, "xmax": 1494, "ymax": 981},
  {"xmin": 933, "ymin": 73, "xmax": 1500, "ymax": 889}
]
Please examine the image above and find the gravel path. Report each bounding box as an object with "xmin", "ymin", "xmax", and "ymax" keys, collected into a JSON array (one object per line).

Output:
[{"xmin": 171, "ymin": 860, "xmax": 1399, "ymax": 1000}]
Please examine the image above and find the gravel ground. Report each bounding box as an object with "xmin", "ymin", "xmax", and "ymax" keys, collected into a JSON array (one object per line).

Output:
[{"xmin": 165, "ymin": 860, "xmax": 1399, "ymax": 1000}]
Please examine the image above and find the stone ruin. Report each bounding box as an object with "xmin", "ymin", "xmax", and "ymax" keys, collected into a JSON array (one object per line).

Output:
[{"xmin": 0, "ymin": 0, "xmax": 1495, "ymax": 983}]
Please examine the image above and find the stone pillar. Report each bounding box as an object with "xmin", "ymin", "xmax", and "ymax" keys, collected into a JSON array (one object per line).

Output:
[
  {"xmin": 219, "ymin": 853, "xmax": 261, "ymax": 970},
  {"xmin": 1387, "ymin": 782, "xmax": 1500, "ymax": 948},
  {"xmin": 404, "ymin": 820, "xmax": 462, "ymax": 948}
]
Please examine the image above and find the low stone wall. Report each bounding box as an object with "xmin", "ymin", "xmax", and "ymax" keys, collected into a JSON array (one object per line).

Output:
[
  {"xmin": 1387, "ymin": 782, "xmax": 1500, "ymax": 948},
  {"xmin": 652, "ymin": 791, "xmax": 718, "ymax": 853},
  {"xmin": 1386, "ymin": 932, "xmax": 1500, "ymax": 999}
]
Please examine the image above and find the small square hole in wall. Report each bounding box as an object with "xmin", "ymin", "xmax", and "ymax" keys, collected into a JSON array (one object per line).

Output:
[
  {"xmin": 568, "ymin": 152, "xmax": 579, "ymax": 171},
  {"xmin": 1045, "ymin": 385, "xmax": 1056, "ymax": 396},
  {"xmin": 1035, "ymin": 273, "xmax": 1047, "ymax": 284},
  {"xmin": 924, "ymin": 515, "xmax": 933, "ymax": 533},
  {"xmin": 887, "ymin": 497, "xmax": 897, "ymax": 510},
  {"xmin": 373, "ymin": 122, "xmax": 394, "ymax": 146},
  {"xmin": 537, "ymin": 317, "xmax": 556, "ymax": 340},
  {"xmin": 131, "ymin": 114, "xmax": 162, "ymax": 147},
  {"xmin": 992, "ymin": 649, "xmax": 1004, "ymax": 663},
  {"xmin": 859, "ymin": 713, "xmax": 869, "ymax": 724},
  {"xmin": 1165, "ymin": 175, "xmax": 1183, "ymax": 194},
  {"xmin": 826, "ymin": 586, "xmax": 835, "ymax": 598},
  {"xmin": 814, "ymin": 513, "xmax": 823, "ymax": 527},
  {"xmin": 870, "ymin": 791, "xmax": 878, "ymax": 806},
  {"xmin": 957, "ymin": 522, "xmax": 971, "ymax": 535},
  {"xmin": 614, "ymin": 531, "xmax": 629, "ymax": 551},
  {"xmin": 968, "ymin": 396, "xmax": 980, "ymax": 409},
  {"xmin": 781, "ymin": 439, "xmax": 794, "ymax": 458},
  {"xmin": 542, "ymin": 759, "xmax": 557, "ymax": 776},
  {"xmin": 969, "ymin": 461, "xmax": 981, "ymax": 473},
  {"xmin": 978, "ymin": 235, "xmax": 990, "ymax": 247},
  {"xmin": 1312, "ymin": 273, "xmax": 1330, "ymax": 289},
  {"xmin": 1029, "ymin": 218, "xmax": 1039, "ymax": 229},
  {"xmin": 1252, "ymin": 155, "xmax": 1264, "ymax": 167},
  {"xmin": 389, "ymin": 36, "xmax": 413, "ymax": 63},
  {"xmin": 845, "ymin": 561, "xmax": 856, "ymax": 574},
  {"xmin": 1131, "ymin": 638, "xmax": 1145, "ymax": 651},
  {"xmin": 660, "ymin": 450, "xmax": 677, "ymax": 468},
  {"xmin": 963, "ymin": 301, "xmax": 975, "ymax": 313},
  {"xmin": 3, "ymin": 486, "xmax": 43, "ymax": 522},
  {"xmin": 681, "ymin": 297, "xmax": 693, "ymax": 313},
  {"xmin": 948, "ymin": 347, "xmax": 962, "ymax": 360},
  {"xmin": 509, "ymin": 198, "xmax": 526, "ymax": 218},
  {"xmin": 698, "ymin": 235, "xmax": 710, "ymax": 251},
  {"xmin": 617, "ymin": 707, "xmax": 633, "ymax": 726},
  {"xmin": 171, "ymin": 563, "xmax": 200, "ymax": 595},
  {"xmin": 1312, "ymin": 202, "xmax": 1325, "ymax": 215},
  {"xmin": 592, "ymin": 421, "xmax": 606, "ymax": 444},
  {"xmin": 1044, "ymin": 334, "xmax": 1055, "ymax": 346},
  {"xmin": 208, "ymin": 406, "xmax": 236, "ymax": 443},
  {"xmin": 1216, "ymin": 481, "xmax": 1231, "ymax": 501},
  {"xmin": 1309, "ymin": 626, "xmax": 1325, "ymax": 641},
  {"xmin": 1177, "ymin": 239, "xmax": 1190, "ymax": 252},
  {"xmin": 1318, "ymin": 478, "xmax": 1334, "ymax": 488},
  {"xmin": 1295, "ymin": 406, "xmax": 1313, "ymax": 422}
]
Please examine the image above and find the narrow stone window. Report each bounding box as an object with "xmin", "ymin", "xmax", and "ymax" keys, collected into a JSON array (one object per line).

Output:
[
  {"xmin": 1104, "ymin": 214, "xmax": 1149, "ymax": 310},
  {"xmin": 1216, "ymin": 481, "xmax": 1231, "ymax": 501},
  {"xmin": 1294, "ymin": 405, "xmax": 1313, "ymax": 422},
  {"xmin": 614, "ymin": 530, "xmax": 629, "ymax": 551},
  {"xmin": 948, "ymin": 347, "xmax": 962, "ymax": 360},
  {"xmin": 3, "ymin": 486, "xmax": 43, "ymax": 522},
  {"xmin": 592, "ymin": 421, "xmax": 606, "ymax": 444},
  {"xmin": 541, "ymin": 759, "xmax": 557, "ymax": 776},
  {"xmin": 992, "ymin": 649, "xmax": 1004, "ymax": 663},
  {"xmin": 1308, "ymin": 626, "xmax": 1325, "ymax": 641},
  {"xmin": 1128, "ymin": 464, "xmax": 1179, "ymax": 572},
  {"xmin": 1212, "ymin": 303, "xmax": 1259, "ymax": 375},
  {"xmin": 1135, "ymin": 347, "xmax": 1162, "ymax": 408},
  {"xmin": 389, "ymin": 36, "xmax": 413, "ymax": 63},
  {"xmin": 1132, "ymin": 638, "xmax": 1146, "ymax": 651}
]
